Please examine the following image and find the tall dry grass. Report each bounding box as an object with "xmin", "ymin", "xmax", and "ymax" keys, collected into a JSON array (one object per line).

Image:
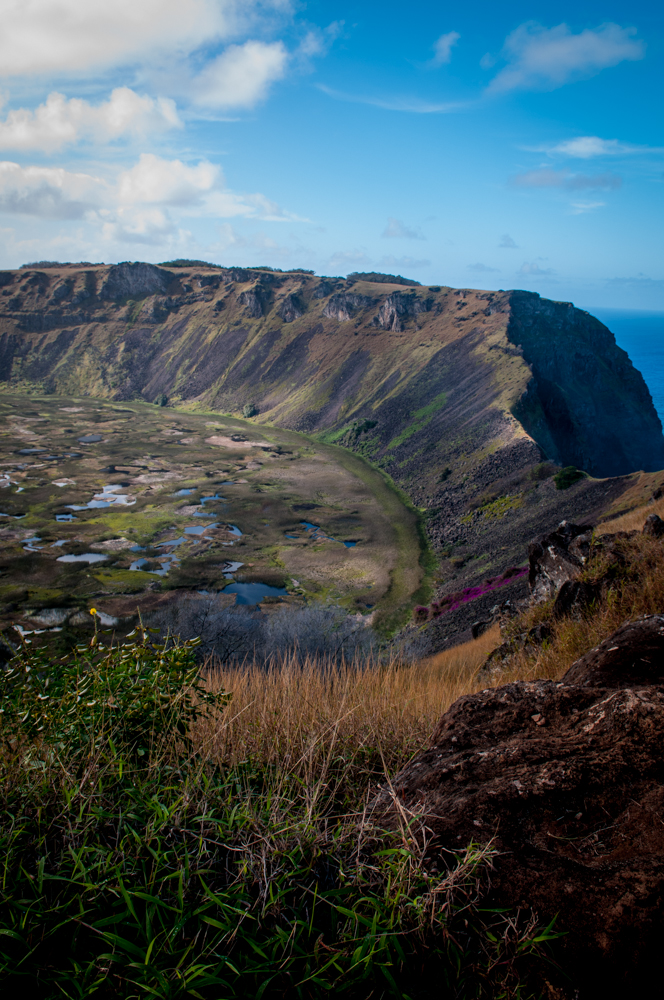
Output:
[
  {"xmin": 596, "ymin": 496, "xmax": 664, "ymax": 535},
  {"xmin": 199, "ymin": 626, "xmax": 501, "ymax": 792}
]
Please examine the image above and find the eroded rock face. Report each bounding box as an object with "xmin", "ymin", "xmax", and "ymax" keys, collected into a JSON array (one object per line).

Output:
[
  {"xmin": 371, "ymin": 291, "xmax": 430, "ymax": 332},
  {"xmin": 528, "ymin": 520, "xmax": 593, "ymax": 603},
  {"xmin": 373, "ymin": 615, "xmax": 664, "ymax": 997},
  {"xmin": 98, "ymin": 262, "xmax": 172, "ymax": 300}
]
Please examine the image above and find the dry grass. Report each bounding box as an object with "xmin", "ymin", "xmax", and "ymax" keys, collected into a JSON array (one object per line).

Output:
[
  {"xmin": 497, "ymin": 532, "xmax": 664, "ymax": 683},
  {"xmin": 200, "ymin": 625, "xmax": 501, "ymax": 782},
  {"xmin": 596, "ymin": 497, "xmax": 664, "ymax": 535}
]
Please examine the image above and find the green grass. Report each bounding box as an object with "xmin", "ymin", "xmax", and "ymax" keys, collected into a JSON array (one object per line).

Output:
[
  {"xmin": 0, "ymin": 630, "xmax": 559, "ymax": 999},
  {"xmin": 386, "ymin": 393, "xmax": 447, "ymax": 451}
]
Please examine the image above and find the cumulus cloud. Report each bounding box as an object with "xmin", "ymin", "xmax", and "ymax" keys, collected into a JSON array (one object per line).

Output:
[
  {"xmin": 117, "ymin": 154, "xmax": 218, "ymax": 206},
  {"xmin": 499, "ymin": 234, "xmax": 517, "ymax": 248},
  {"xmin": 381, "ymin": 217, "xmax": 424, "ymax": 240},
  {"xmin": 519, "ymin": 262, "xmax": 555, "ymax": 276},
  {"xmin": 428, "ymin": 31, "xmax": 460, "ymax": 67},
  {"xmin": 0, "ymin": 161, "xmax": 106, "ymax": 219},
  {"xmin": 0, "ymin": 88, "xmax": 180, "ymax": 152},
  {"xmin": 488, "ymin": 22, "xmax": 644, "ymax": 94},
  {"xmin": 193, "ymin": 40, "xmax": 288, "ymax": 108},
  {"xmin": 0, "ymin": 153, "xmax": 298, "ymax": 245},
  {"xmin": 0, "ymin": 0, "xmax": 280, "ymax": 78},
  {"xmin": 513, "ymin": 169, "xmax": 622, "ymax": 191},
  {"xmin": 468, "ymin": 262, "xmax": 499, "ymax": 272},
  {"xmin": 542, "ymin": 135, "xmax": 664, "ymax": 158}
]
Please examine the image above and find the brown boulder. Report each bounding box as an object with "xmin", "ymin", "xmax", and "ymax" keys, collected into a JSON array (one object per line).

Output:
[
  {"xmin": 643, "ymin": 512, "xmax": 664, "ymax": 537},
  {"xmin": 373, "ymin": 615, "xmax": 664, "ymax": 997}
]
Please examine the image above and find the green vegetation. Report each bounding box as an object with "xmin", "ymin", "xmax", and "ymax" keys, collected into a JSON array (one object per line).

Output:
[
  {"xmin": 346, "ymin": 272, "xmax": 421, "ymax": 287},
  {"xmin": 554, "ymin": 466, "xmax": 586, "ymax": 490},
  {"xmin": 0, "ymin": 626, "xmax": 559, "ymax": 998},
  {"xmin": 387, "ymin": 393, "xmax": 447, "ymax": 450}
]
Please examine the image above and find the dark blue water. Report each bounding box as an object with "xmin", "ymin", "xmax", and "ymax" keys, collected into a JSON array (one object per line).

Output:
[
  {"xmin": 591, "ymin": 308, "xmax": 664, "ymax": 425},
  {"xmin": 224, "ymin": 582, "xmax": 288, "ymax": 605}
]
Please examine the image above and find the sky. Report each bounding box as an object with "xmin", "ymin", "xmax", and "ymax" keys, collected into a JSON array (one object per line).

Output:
[{"xmin": 0, "ymin": 0, "xmax": 662, "ymax": 310}]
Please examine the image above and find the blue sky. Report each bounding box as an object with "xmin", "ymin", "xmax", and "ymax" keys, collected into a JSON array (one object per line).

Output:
[{"xmin": 0, "ymin": 0, "xmax": 662, "ymax": 309}]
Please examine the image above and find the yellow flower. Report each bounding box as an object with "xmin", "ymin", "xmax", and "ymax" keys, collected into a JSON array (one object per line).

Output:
[{"xmin": 90, "ymin": 608, "xmax": 97, "ymax": 615}]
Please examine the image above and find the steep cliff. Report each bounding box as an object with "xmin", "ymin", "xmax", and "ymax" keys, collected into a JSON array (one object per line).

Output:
[{"xmin": 0, "ymin": 262, "xmax": 661, "ymax": 587}]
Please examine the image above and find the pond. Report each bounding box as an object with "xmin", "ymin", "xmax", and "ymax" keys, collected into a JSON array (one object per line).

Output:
[
  {"xmin": 57, "ymin": 553, "xmax": 108, "ymax": 564},
  {"xmin": 78, "ymin": 434, "xmax": 103, "ymax": 443},
  {"xmin": 56, "ymin": 513, "xmax": 76, "ymax": 522},
  {"xmin": 66, "ymin": 484, "xmax": 136, "ymax": 511},
  {"xmin": 173, "ymin": 488, "xmax": 194, "ymax": 496},
  {"xmin": 299, "ymin": 521, "xmax": 358, "ymax": 547},
  {"xmin": 223, "ymin": 582, "xmax": 288, "ymax": 605},
  {"xmin": 184, "ymin": 523, "xmax": 218, "ymax": 536}
]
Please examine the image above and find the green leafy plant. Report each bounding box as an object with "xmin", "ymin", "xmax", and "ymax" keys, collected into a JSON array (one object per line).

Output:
[{"xmin": 553, "ymin": 466, "xmax": 585, "ymax": 490}]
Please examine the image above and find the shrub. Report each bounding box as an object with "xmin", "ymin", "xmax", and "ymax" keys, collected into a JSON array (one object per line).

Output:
[
  {"xmin": 242, "ymin": 402, "xmax": 257, "ymax": 418},
  {"xmin": 554, "ymin": 465, "xmax": 585, "ymax": 490},
  {"xmin": 154, "ymin": 392, "xmax": 168, "ymax": 406}
]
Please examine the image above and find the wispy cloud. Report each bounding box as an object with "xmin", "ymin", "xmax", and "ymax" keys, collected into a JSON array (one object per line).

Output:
[
  {"xmin": 519, "ymin": 262, "xmax": 556, "ymax": 276},
  {"xmin": 498, "ymin": 234, "xmax": 517, "ymax": 248},
  {"xmin": 427, "ymin": 31, "xmax": 460, "ymax": 68},
  {"xmin": 487, "ymin": 22, "xmax": 644, "ymax": 94},
  {"xmin": 316, "ymin": 84, "xmax": 462, "ymax": 114},
  {"xmin": 468, "ymin": 262, "xmax": 499, "ymax": 272},
  {"xmin": 381, "ymin": 217, "xmax": 425, "ymax": 240},
  {"xmin": 377, "ymin": 254, "xmax": 430, "ymax": 270},
  {"xmin": 568, "ymin": 201, "xmax": 606, "ymax": 215},
  {"xmin": 513, "ymin": 169, "xmax": 622, "ymax": 191},
  {"xmin": 535, "ymin": 135, "xmax": 664, "ymax": 159}
]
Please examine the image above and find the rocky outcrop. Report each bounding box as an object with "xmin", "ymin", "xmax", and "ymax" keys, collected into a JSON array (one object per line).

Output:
[
  {"xmin": 528, "ymin": 520, "xmax": 593, "ymax": 603},
  {"xmin": 237, "ymin": 288, "xmax": 264, "ymax": 318},
  {"xmin": 373, "ymin": 615, "xmax": 664, "ymax": 997},
  {"xmin": 277, "ymin": 294, "xmax": 304, "ymax": 323},
  {"xmin": 371, "ymin": 291, "xmax": 430, "ymax": 332},
  {"xmin": 322, "ymin": 292, "xmax": 371, "ymax": 321},
  {"xmin": 508, "ymin": 291, "xmax": 664, "ymax": 476},
  {"xmin": 98, "ymin": 262, "xmax": 172, "ymax": 301}
]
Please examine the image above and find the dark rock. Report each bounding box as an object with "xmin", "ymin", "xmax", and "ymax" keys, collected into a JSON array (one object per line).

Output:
[
  {"xmin": 643, "ymin": 513, "xmax": 664, "ymax": 537},
  {"xmin": 470, "ymin": 619, "xmax": 490, "ymax": 639},
  {"xmin": 238, "ymin": 288, "xmax": 264, "ymax": 318},
  {"xmin": 528, "ymin": 520, "xmax": 593, "ymax": 602},
  {"xmin": 552, "ymin": 578, "xmax": 599, "ymax": 618},
  {"xmin": 323, "ymin": 292, "xmax": 371, "ymax": 322},
  {"xmin": 373, "ymin": 615, "xmax": 664, "ymax": 997},
  {"xmin": 371, "ymin": 291, "xmax": 430, "ymax": 332},
  {"xmin": 99, "ymin": 262, "xmax": 172, "ymax": 300},
  {"xmin": 562, "ymin": 615, "xmax": 664, "ymax": 687},
  {"xmin": 277, "ymin": 294, "xmax": 304, "ymax": 323}
]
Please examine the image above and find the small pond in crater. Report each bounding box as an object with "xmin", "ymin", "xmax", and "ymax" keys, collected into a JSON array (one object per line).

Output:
[
  {"xmin": 57, "ymin": 553, "xmax": 108, "ymax": 564},
  {"xmin": 223, "ymin": 582, "xmax": 288, "ymax": 605}
]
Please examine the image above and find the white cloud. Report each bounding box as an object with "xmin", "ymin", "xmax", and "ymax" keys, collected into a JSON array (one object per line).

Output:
[
  {"xmin": 317, "ymin": 85, "xmax": 462, "ymax": 114},
  {"xmin": 519, "ymin": 262, "xmax": 556, "ymax": 276},
  {"xmin": 468, "ymin": 262, "xmax": 499, "ymax": 272},
  {"xmin": 381, "ymin": 217, "xmax": 424, "ymax": 240},
  {"xmin": 499, "ymin": 234, "xmax": 517, "ymax": 248},
  {"xmin": 513, "ymin": 169, "xmax": 621, "ymax": 191},
  {"xmin": 0, "ymin": 153, "xmax": 298, "ymax": 246},
  {"xmin": 117, "ymin": 154, "xmax": 219, "ymax": 206},
  {"xmin": 488, "ymin": 22, "xmax": 644, "ymax": 94},
  {"xmin": 568, "ymin": 201, "xmax": 606, "ymax": 214},
  {"xmin": 0, "ymin": 0, "xmax": 281, "ymax": 78},
  {"xmin": 0, "ymin": 88, "xmax": 180, "ymax": 152},
  {"xmin": 0, "ymin": 160, "xmax": 106, "ymax": 218},
  {"xmin": 543, "ymin": 135, "xmax": 664, "ymax": 158},
  {"xmin": 429, "ymin": 31, "xmax": 460, "ymax": 68},
  {"xmin": 193, "ymin": 40, "xmax": 288, "ymax": 108}
]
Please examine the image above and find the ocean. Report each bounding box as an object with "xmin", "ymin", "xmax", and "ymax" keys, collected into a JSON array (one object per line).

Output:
[{"xmin": 590, "ymin": 308, "xmax": 664, "ymax": 426}]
